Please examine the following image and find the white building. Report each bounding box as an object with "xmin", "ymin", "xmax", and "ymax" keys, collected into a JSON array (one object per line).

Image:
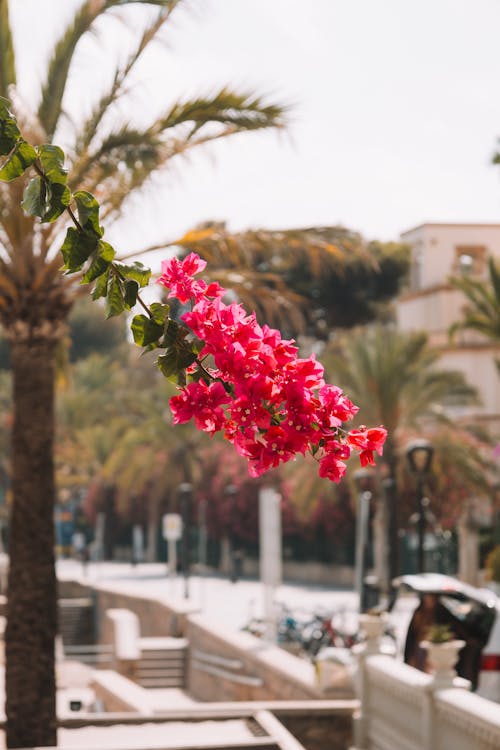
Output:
[{"xmin": 395, "ymin": 223, "xmax": 500, "ymax": 431}]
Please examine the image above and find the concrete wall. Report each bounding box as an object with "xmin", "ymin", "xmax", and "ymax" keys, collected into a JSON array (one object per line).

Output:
[
  {"xmin": 59, "ymin": 580, "xmax": 340, "ymax": 703},
  {"xmin": 353, "ymin": 652, "xmax": 500, "ymax": 750},
  {"xmin": 185, "ymin": 615, "xmax": 323, "ymax": 702},
  {"xmin": 59, "ymin": 580, "xmax": 196, "ymax": 640}
]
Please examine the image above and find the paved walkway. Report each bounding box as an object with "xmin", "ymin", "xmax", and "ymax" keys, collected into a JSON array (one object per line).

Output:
[{"xmin": 57, "ymin": 560, "xmax": 359, "ymax": 632}]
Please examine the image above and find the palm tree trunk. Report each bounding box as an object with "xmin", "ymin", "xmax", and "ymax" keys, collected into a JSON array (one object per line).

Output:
[{"xmin": 5, "ymin": 337, "xmax": 58, "ymax": 748}]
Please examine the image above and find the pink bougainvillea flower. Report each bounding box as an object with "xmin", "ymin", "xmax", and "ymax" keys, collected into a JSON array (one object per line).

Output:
[
  {"xmin": 160, "ymin": 251, "xmax": 388, "ymax": 482},
  {"xmin": 170, "ymin": 380, "xmax": 229, "ymax": 434},
  {"xmin": 347, "ymin": 426, "xmax": 388, "ymax": 467},
  {"xmin": 158, "ymin": 253, "xmax": 212, "ymax": 303}
]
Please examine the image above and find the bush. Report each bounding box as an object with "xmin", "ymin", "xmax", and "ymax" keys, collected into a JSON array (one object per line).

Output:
[{"xmin": 485, "ymin": 545, "xmax": 500, "ymax": 583}]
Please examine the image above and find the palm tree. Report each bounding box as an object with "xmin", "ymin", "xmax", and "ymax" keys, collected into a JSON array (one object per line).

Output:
[
  {"xmin": 0, "ymin": 2, "xmax": 285, "ymax": 745},
  {"xmin": 323, "ymin": 325, "xmax": 479, "ymax": 585},
  {"xmin": 449, "ymin": 257, "xmax": 500, "ymax": 369},
  {"xmin": 173, "ymin": 223, "xmax": 409, "ymax": 339}
]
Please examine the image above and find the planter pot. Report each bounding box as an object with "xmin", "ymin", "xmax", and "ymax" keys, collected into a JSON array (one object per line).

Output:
[
  {"xmin": 420, "ymin": 639, "xmax": 465, "ymax": 683},
  {"xmin": 359, "ymin": 614, "xmax": 385, "ymax": 641}
]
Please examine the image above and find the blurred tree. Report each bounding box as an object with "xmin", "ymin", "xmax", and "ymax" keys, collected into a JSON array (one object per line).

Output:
[
  {"xmin": 323, "ymin": 325, "xmax": 481, "ymax": 585},
  {"xmin": 0, "ymin": 297, "xmax": 128, "ymax": 370},
  {"xmin": 449, "ymin": 257, "xmax": 500, "ymax": 368},
  {"xmin": 0, "ymin": 1, "xmax": 286, "ymax": 744},
  {"xmin": 174, "ymin": 224, "xmax": 409, "ymax": 339}
]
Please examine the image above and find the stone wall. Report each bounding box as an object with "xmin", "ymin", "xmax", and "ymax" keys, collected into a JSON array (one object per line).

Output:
[
  {"xmin": 58, "ymin": 579, "xmax": 197, "ymax": 640},
  {"xmin": 185, "ymin": 615, "xmax": 322, "ymax": 702}
]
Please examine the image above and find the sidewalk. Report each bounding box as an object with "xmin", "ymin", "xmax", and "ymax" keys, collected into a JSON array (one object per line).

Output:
[{"xmin": 57, "ymin": 560, "xmax": 359, "ymax": 632}]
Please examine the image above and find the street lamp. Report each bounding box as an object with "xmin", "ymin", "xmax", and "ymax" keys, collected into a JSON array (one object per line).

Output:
[
  {"xmin": 353, "ymin": 468, "xmax": 374, "ymax": 612},
  {"xmin": 178, "ymin": 482, "xmax": 193, "ymax": 599},
  {"xmin": 406, "ymin": 439, "xmax": 434, "ymax": 574},
  {"xmin": 382, "ymin": 475, "xmax": 398, "ymax": 589}
]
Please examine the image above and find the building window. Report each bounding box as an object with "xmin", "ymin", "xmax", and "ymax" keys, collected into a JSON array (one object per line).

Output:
[{"xmin": 453, "ymin": 245, "xmax": 486, "ymax": 275}]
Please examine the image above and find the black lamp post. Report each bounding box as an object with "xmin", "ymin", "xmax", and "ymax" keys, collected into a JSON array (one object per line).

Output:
[
  {"xmin": 353, "ymin": 468, "xmax": 374, "ymax": 612},
  {"xmin": 382, "ymin": 475, "xmax": 399, "ymax": 589},
  {"xmin": 406, "ymin": 439, "xmax": 434, "ymax": 574},
  {"xmin": 178, "ymin": 482, "xmax": 193, "ymax": 599}
]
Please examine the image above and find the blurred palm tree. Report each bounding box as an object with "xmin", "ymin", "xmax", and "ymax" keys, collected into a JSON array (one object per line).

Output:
[
  {"xmin": 323, "ymin": 325, "xmax": 480, "ymax": 585},
  {"xmin": 173, "ymin": 223, "xmax": 409, "ymax": 339},
  {"xmin": 0, "ymin": 1, "xmax": 286, "ymax": 745},
  {"xmin": 449, "ymin": 257, "xmax": 500, "ymax": 370}
]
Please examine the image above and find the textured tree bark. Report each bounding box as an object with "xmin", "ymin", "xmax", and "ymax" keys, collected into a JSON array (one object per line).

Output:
[{"xmin": 5, "ymin": 337, "xmax": 58, "ymax": 748}]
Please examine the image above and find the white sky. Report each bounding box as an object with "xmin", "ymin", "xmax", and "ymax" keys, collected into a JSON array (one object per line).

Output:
[{"xmin": 9, "ymin": 0, "xmax": 500, "ymax": 258}]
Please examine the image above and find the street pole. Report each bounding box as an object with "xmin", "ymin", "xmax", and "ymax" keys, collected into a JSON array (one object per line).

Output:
[
  {"xmin": 417, "ymin": 476, "xmax": 425, "ymax": 574},
  {"xmin": 355, "ymin": 490, "xmax": 371, "ymax": 612},
  {"xmin": 382, "ymin": 476, "xmax": 399, "ymax": 589},
  {"xmin": 259, "ymin": 486, "xmax": 282, "ymax": 643},
  {"xmin": 179, "ymin": 483, "xmax": 193, "ymax": 599},
  {"xmin": 406, "ymin": 439, "xmax": 434, "ymax": 576}
]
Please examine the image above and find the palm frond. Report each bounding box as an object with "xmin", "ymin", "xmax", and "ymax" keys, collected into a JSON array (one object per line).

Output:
[
  {"xmin": 72, "ymin": 4, "xmax": 177, "ymax": 171},
  {"xmin": 154, "ymin": 88, "xmax": 287, "ymax": 138},
  {"xmin": 38, "ymin": 0, "xmax": 181, "ymax": 140},
  {"xmin": 0, "ymin": 0, "xmax": 16, "ymax": 97},
  {"xmin": 324, "ymin": 326, "xmax": 478, "ymax": 435},
  {"xmin": 449, "ymin": 257, "xmax": 500, "ymax": 342}
]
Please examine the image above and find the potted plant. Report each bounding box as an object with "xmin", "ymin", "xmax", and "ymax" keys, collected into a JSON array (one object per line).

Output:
[{"xmin": 420, "ymin": 624, "xmax": 465, "ymax": 679}]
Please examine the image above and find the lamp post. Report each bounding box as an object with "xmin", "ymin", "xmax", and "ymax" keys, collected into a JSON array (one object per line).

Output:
[
  {"xmin": 406, "ymin": 439, "xmax": 434, "ymax": 574},
  {"xmin": 382, "ymin": 475, "xmax": 398, "ymax": 590},
  {"xmin": 353, "ymin": 468, "xmax": 374, "ymax": 612},
  {"xmin": 178, "ymin": 482, "xmax": 193, "ymax": 599}
]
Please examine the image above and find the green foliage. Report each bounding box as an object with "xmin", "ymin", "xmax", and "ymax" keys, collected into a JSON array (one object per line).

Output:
[
  {"xmin": 60, "ymin": 227, "xmax": 99, "ymax": 272},
  {"xmin": 67, "ymin": 298, "xmax": 128, "ymax": 363},
  {"xmin": 0, "ymin": 1, "xmax": 16, "ymax": 98},
  {"xmin": 424, "ymin": 624, "xmax": 455, "ymax": 644},
  {"xmin": 73, "ymin": 191, "xmax": 103, "ymax": 237},
  {"xmin": 485, "ymin": 545, "xmax": 500, "ymax": 583},
  {"xmin": 0, "ymin": 139, "xmax": 36, "ymax": 181},
  {"xmin": 449, "ymin": 258, "xmax": 500, "ymax": 369},
  {"xmin": 0, "ymin": 96, "xmax": 20, "ymax": 153},
  {"xmin": 131, "ymin": 315, "xmax": 164, "ymax": 347},
  {"xmin": 174, "ymin": 224, "xmax": 410, "ymax": 337}
]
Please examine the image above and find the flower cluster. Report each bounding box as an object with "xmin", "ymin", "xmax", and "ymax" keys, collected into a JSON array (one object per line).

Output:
[{"xmin": 158, "ymin": 253, "xmax": 387, "ymax": 480}]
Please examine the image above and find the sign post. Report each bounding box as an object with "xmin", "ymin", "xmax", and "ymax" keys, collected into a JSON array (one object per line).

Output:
[
  {"xmin": 162, "ymin": 513, "xmax": 182, "ymax": 590},
  {"xmin": 259, "ymin": 486, "xmax": 282, "ymax": 642}
]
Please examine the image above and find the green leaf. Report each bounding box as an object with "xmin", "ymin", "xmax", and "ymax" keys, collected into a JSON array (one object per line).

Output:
[
  {"xmin": 81, "ymin": 240, "xmax": 115, "ymax": 284},
  {"xmin": 124, "ymin": 279, "xmax": 139, "ymax": 308},
  {"xmin": 0, "ymin": 97, "xmax": 20, "ymax": 155},
  {"xmin": 37, "ymin": 144, "xmax": 67, "ymax": 184},
  {"xmin": 73, "ymin": 190, "xmax": 103, "ymax": 237},
  {"xmin": 0, "ymin": 139, "xmax": 36, "ymax": 181},
  {"xmin": 43, "ymin": 181, "xmax": 71, "ymax": 222},
  {"xmin": 21, "ymin": 176, "xmax": 46, "ymax": 217},
  {"xmin": 114, "ymin": 261, "xmax": 151, "ymax": 288},
  {"xmin": 22, "ymin": 174, "xmax": 71, "ymax": 222},
  {"xmin": 61, "ymin": 227, "xmax": 99, "ymax": 272},
  {"xmin": 149, "ymin": 302, "xmax": 170, "ymax": 325},
  {"xmin": 106, "ymin": 275, "xmax": 125, "ymax": 318},
  {"xmin": 162, "ymin": 318, "xmax": 189, "ymax": 348},
  {"xmin": 157, "ymin": 345, "xmax": 197, "ymax": 380},
  {"xmin": 131, "ymin": 314, "xmax": 164, "ymax": 347},
  {"xmin": 91, "ymin": 270, "xmax": 110, "ymax": 301}
]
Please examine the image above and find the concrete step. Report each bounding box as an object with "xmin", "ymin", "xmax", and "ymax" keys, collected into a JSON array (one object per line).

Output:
[{"xmin": 137, "ymin": 676, "xmax": 185, "ymax": 688}]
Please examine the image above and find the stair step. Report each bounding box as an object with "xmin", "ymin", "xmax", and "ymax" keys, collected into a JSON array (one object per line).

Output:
[
  {"xmin": 136, "ymin": 668, "xmax": 185, "ymax": 678},
  {"xmin": 138, "ymin": 654, "xmax": 186, "ymax": 664},
  {"xmin": 138, "ymin": 677, "xmax": 185, "ymax": 688},
  {"xmin": 140, "ymin": 650, "xmax": 184, "ymax": 656}
]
